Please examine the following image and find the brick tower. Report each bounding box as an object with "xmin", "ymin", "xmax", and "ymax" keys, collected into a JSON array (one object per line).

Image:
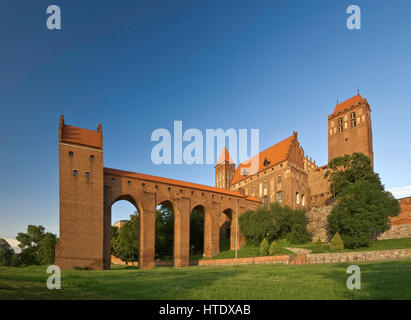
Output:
[
  {"xmin": 215, "ymin": 147, "xmax": 235, "ymax": 190},
  {"xmin": 54, "ymin": 115, "xmax": 105, "ymax": 270},
  {"xmin": 328, "ymin": 94, "xmax": 374, "ymax": 166}
]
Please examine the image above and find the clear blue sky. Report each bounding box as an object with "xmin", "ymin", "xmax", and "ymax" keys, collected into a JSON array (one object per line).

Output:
[{"xmin": 1, "ymin": 0, "xmax": 411, "ymax": 241}]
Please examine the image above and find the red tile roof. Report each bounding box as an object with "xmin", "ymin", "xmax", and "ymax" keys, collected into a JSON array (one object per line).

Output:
[
  {"xmin": 230, "ymin": 135, "xmax": 294, "ymax": 185},
  {"xmin": 331, "ymin": 94, "xmax": 363, "ymax": 116},
  {"xmin": 61, "ymin": 125, "xmax": 102, "ymax": 149},
  {"xmin": 104, "ymin": 167, "xmax": 261, "ymax": 203},
  {"xmin": 216, "ymin": 146, "xmax": 234, "ymax": 166}
]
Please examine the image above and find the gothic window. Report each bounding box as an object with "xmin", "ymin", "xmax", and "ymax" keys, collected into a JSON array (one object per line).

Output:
[
  {"xmin": 278, "ymin": 175, "xmax": 282, "ymax": 183},
  {"xmin": 350, "ymin": 112, "xmax": 356, "ymax": 119},
  {"xmin": 251, "ymin": 187, "xmax": 255, "ymax": 197},
  {"xmin": 90, "ymin": 155, "xmax": 95, "ymax": 161},
  {"xmin": 351, "ymin": 119, "xmax": 356, "ymax": 127},
  {"xmin": 69, "ymin": 151, "xmax": 74, "ymax": 157},
  {"xmin": 73, "ymin": 170, "xmax": 78, "ymax": 176},
  {"xmin": 301, "ymin": 194, "xmax": 305, "ymax": 206},
  {"xmin": 277, "ymin": 191, "xmax": 283, "ymax": 203},
  {"xmin": 85, "ymin": 172, "xmax": 90, "ymax": 178},
  {"xmin": 296, "ymin": 192, "xmax": 300, "ymax": 204},
  {"xmin": 338, "ymin": 125, "xmax": 343, "ymax": 133},
  {"xmin": 338, "ymin": 117, "xmax": 342, "ymax": 125},
  {"xmin": 263, "ymin": 196, "xmax": 268, "ymax": 206}
]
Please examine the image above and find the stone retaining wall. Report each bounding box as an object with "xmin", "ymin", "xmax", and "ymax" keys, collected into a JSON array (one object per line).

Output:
[
  {"xmin": 195, "ymin": 255, "xmax": 290, "ymax": 266},
  {"xmin": 304, "ymin": 248, "xmax": 411, "ymax": 264}
]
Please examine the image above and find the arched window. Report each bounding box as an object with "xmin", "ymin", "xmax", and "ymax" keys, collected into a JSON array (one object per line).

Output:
[
  {"xmin": 296, "ymin": 192, "xmax": 300, "ymax": 205},
  {"xmin": 301, "ymin": 194, "xmax": 305, "ymax": 206}
]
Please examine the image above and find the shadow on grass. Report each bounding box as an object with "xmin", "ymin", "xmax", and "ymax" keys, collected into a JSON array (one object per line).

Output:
[{"xmin": 311, "ymin": 259, "xmax": 411, "ymax": 300}]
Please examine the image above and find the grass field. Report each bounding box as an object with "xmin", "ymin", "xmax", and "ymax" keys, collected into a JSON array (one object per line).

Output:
[
  {"xmin": 210, "ymin": 237, "xmax": 411, "ymax": 258},
  {"xmin": 1, "ymin": 259, "xmax": 411, "ymax": 300}
]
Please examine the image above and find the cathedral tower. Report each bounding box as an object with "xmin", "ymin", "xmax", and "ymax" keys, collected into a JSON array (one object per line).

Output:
[
  {"xmin": 328, "ymin": 94, "xmax": 374, "ymax": 166},
  {"xmin": 215, "ymin": 147, "xmax": 235, "ymax": 190}
]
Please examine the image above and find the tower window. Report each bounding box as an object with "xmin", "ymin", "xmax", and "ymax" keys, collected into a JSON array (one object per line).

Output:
[
  {"xmin": 69, "ymin": 151, "xmax": 74, "ymax": 157},
  {"xmin": 296, "ymin": 192, "xmax": 300, "ymax": 204},
  {"xmin": 278, "ymin": 175, "xmax": 282, "ymax": 183},
  {"xmin": 338, "ymin": 117, "xmax": 342, "ymax": 125},
  {"xmin": 85, "ymin": 172, "xmax": 90, "ymax": 178},
  {"xmin": 338, "ymin": 126, "xmax": 343, "ymax": 133},
  {"xmin": 90, "ymin": 155, "xmax": 95, "ymax": 161},
  {"xmin": 350, "ymin": 112, "xmax": 356, "ymax": 119},
  {"xmin": 73, "ymin": 170, "xmax": 78, "ymax": 176},
  {"xmin": 351, "ymin": 119, "xmax": 356, "ymax": 127}
]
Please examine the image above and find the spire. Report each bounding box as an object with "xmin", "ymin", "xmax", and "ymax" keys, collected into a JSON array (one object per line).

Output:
[{"xmin": 216, "ymin": 146, "xmax": 234, "ymax": 165}]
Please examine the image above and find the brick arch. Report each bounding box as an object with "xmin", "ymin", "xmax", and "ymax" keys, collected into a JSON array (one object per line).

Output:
[{"xmin": 111, "ymin": 193, "xmax": 142, "ymax": 214}]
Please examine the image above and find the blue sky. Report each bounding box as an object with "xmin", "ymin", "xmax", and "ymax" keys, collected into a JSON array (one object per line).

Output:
[{"xmin": 1, "ymin": 0, "xmax": 411, "ymax": 241}]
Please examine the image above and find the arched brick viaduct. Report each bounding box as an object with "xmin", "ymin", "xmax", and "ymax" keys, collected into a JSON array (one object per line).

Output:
[{"xmin": 55, "ymin": 116, "xmax": 260, "ymax": 270}]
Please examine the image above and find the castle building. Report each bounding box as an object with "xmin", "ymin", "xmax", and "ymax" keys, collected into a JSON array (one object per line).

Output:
[{"xmin": 216, "ymin": 94, "xmax": 373, "ymax": 210}]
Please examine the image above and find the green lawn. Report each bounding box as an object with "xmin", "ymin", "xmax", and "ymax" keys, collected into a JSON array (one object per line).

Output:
[
  {"xmin": 1, "ymin": 259, "xmax": 411, "ymax": 300},
  {"xmin": 276, "ymin": 237, "xmax": 411, "ymax": 254}
]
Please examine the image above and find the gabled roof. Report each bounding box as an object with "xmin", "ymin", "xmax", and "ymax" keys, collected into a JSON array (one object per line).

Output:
[
  {"xmin": 104, "ymin": 167, "xmax": 261, "ymax": 203},
  {"xmin": 216, "ymin": 146, "xmax": 234, "ymax": 166},
  {"xmin": 230, "ymin": 135, "xmax": 294, "ymax": 185},
  {"xmin": 331, "ymin": 94, "xmax": 364, "ymax": 117}
]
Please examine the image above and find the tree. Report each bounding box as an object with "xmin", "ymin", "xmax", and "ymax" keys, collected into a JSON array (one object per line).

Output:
[
  {"xmin": 286, "ymin": 210, "xmax": 312, "ymax": 244},
  {"xmin": 112, "ymin": 213, "xmax": 139, "ymax": 262},
  {"xmin": 326, "ymin": 153, "xmax": 400, "ymax": 248},
  {"xmin": 0, "ymin": 238, "xmax": 15, "ymax": 266},
  {"xmin": 330, "ymin": 232, "xmax": 344, "ymax": 252},
  {"xmin": 190, "ymin": 208, "xmax": 204, "ymax": 255},
  {"xmin": 37, "ymin": 233, "xmax": 58, "ymax": 265},
  {"xmin": 259, "ymin": 238, "xmax": 269, "ymax": 256},
  {"xmin": 268, "ymin": 241, "xmax": 279, "ymax": 256},
  {"xmin": 15, "ymin": 225, "xmax": 57, "ymax": 266},
  {"xmin": 239, "ymin": 203, "xmax": 310, "ymax": 245},
  {"xmin": 155, "ymin": 206, "xmax": 174, "ymax": 259}
]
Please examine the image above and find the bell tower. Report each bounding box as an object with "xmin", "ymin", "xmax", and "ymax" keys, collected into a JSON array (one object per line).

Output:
[
  {"xmin": 215, "ymin": 147, "xmax": 235, "ymax": 190},
  {"xmin": 328, "ymin": 94, "xmax": 374, "ymax": 166}
]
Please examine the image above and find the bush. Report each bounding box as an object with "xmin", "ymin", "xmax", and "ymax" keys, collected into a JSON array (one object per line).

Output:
[
  {"xmin": 268, "ymin": 241, "xmax": 279, "ymax": 255},
  {"xmin": 259, "ymin": 239, "xmax": 269, "ymax": 256},
  {"xmin": 239, "ymin": 203, "xmax": 310, "ymax": 245},
  {"xmin": 330, "ymin": 232, "xmax": 344, "ymax": 252},
  {"xmin": 314, "ymin": 238, "xmax": 322, "ymax": 252}
]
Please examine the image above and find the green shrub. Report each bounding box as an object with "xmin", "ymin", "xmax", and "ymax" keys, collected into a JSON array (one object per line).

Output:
[
  {"xmin": 268, "ymin": 241, "xmax": 279, "ymax": 255},
  {"xmin": 330, "ymin": 232, "xmax": 344, "ymax": 252},
  {"xmin": 259, "ymin": 239, "xmax": 269, "ymax": 256},
  {"xmin": 314, "ymin": 238, "xmax": 322, "ymax": 252}
]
